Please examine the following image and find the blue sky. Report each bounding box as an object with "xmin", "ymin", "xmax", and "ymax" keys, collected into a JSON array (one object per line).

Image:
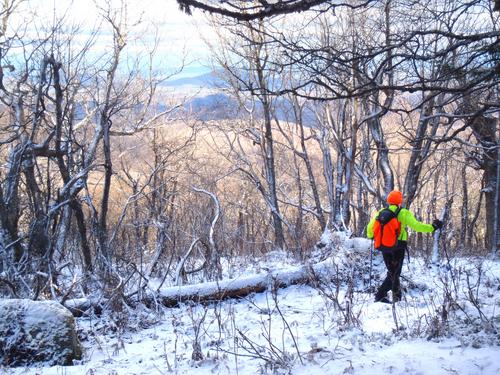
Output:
[{"xmin": 10, "ymin": 0, "xmax": 213, "ymax": 78}]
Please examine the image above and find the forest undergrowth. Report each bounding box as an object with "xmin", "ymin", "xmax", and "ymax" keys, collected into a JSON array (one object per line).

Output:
[{"xmin": 22, "ymin": 234, "xmax": 497, "ymax": 375}]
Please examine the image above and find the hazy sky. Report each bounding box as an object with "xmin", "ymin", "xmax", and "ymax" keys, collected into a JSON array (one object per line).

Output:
[{"xmin": 11, "ymin": 0, "xmax": 213, "ymax": 77}]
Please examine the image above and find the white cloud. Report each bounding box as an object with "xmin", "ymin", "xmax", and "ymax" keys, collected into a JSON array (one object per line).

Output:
[{"xmin": 7, "ymin": 0, "xmax": 214, "ymax": 74}]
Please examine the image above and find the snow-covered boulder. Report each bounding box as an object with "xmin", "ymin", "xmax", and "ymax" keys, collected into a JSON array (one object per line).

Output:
[
  {"xmin": 345, "ymin": 237, "xmax": 372, "ymax": 253},
  {"xmin": 0, "ymin": 299, "xmax": 82, "ymax": 367}
]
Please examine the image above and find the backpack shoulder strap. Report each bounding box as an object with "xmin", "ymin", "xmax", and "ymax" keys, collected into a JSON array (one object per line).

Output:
[
  {"xmin": 379, "ymin": 206, "xmax": 395, "ymax": 215},
  {"xmin": 395, "ymin": 206, "xmax": 402, "ymax": 219},
  {"xmin": 394, "ymin": 207, "xmax": 403, "ymax": 240},
  {"xmin": 376, "ymin": 207, "xmax": 397, "ymax": 224}
]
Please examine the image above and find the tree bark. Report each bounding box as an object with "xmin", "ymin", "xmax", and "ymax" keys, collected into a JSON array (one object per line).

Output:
[
  {"xmin": 51, "ymin": 59, "xmax": 93, "ymax": 272},
  {"xmin": 253, "ymin": 24, "xmax": 285, "ymax": 249},
  {"xmin": 467, "ymin": 109, "xmax": 498, "ymax": 251},
  {"xmin": 260, "ymin": 78, "xmax": 285, "ymax": 249},
  {"xmin": 366, "ymin": 110, "xmax": 394, "ymax": 198},
  {"xmin": 403, "ymin": 98, "xmax": 441, "ymax": 209},
  {"xmin": 294, "ymin": 101, "xmax": 326, "ymax": 230},
  {"xmin": 98, "ymin": 117, "xmax": 113, "ymax": 263},
  {"xmin": 0, "ymin": 144, "xmax": 23, "ymax": 262},
  {"xmin": 460, "ymin": 164, "xmax": 468, "ymax": 248},
  {"xmin": 316, "ymin": 127, "xmax": 336, "ymax": 228}
]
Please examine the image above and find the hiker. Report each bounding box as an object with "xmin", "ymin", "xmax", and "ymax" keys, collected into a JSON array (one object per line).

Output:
[{"xmin": 366, "ymin": 190, "xmax": 442, "ymax": 303}]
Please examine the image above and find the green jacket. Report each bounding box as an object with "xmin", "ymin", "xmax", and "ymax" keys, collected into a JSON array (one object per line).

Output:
[{"xmin": 366, "ymin": 205, "xmax": 434, "ymax": 241}]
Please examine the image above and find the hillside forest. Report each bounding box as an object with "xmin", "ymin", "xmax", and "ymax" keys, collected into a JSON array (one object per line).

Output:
[{"xmin": 0, "ymin": 0, "xmax": 498, "ymax": 312}]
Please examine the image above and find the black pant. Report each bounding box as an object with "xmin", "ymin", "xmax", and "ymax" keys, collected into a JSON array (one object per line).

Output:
[{"xmin": 376, "ymin": 241, "xmax": 406, "ymax": 301}]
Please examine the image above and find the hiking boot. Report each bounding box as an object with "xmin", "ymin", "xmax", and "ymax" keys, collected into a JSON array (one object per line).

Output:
[
  {"xmin": 393, "ymin": 292, "xmax": 402, "ymax": 302},
  {"xmin": 374, "ymin": 296, "xmax": 391, "ymax": 303}
]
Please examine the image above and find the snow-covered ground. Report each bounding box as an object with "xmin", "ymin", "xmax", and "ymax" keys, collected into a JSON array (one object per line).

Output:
[{"xmin": 5, "ymin": 234, "xmax": 500, "ymax": 375}]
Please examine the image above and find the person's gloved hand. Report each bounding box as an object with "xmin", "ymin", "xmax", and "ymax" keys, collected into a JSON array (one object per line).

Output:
[{"xmin": 432, "ymin": 219, "xmax": 443, "ymax": 231}]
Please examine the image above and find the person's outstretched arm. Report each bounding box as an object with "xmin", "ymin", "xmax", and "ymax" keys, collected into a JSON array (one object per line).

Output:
[{"xmin": 401, "ymin": 210, "xmax": 434, "ymax": 233}]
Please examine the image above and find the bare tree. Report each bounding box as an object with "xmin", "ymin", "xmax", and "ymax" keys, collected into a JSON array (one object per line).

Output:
[{"xmin": 208, "ymin": 17, "xmax": 287, "ymax": 249}]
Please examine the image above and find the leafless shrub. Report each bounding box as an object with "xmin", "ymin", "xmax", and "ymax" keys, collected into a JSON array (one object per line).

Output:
[
  {"xmin": 215, "ymin": 288, "xmax": 303, "ymax": 374},
  {"xmin": 187, "ymin": 303, "xmax": 210, "ymax": 362},
  {"xmin": 308, "ymin": 262, "xmax": 361, "ymax": 329},
  {"xmin": 400, "ymin": 257, "xmax": 498, "ymax": 345}
]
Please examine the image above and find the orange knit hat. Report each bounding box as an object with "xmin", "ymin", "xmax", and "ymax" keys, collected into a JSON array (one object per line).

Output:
[{"xmin": 387, "ymin": 190, "xmax": 403, "ymax": 205}]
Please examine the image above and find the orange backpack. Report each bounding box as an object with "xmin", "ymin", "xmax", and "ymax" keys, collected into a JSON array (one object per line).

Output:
[{"xmin": 373, "ymin": 207, "xmax": 402, "ymax": 253}]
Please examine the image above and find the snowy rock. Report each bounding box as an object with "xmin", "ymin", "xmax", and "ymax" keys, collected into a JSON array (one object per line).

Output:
[
  {"xmin": 0, "ymin": 299, "xmax": 82, "ymax": 367},
  {"xmin": 342, "ymin": 237, "xmax": 372, "ymax": 253},
  {"xmin": 329, "ymin": 230, "xmax": 352, "ymax": 244},
  {"xmin": 350, "ymin": 237, "xmax": 372, "ymax": 252},
  {"xmin": 316, "ymin": 229, "xmax": 353, "ymax": 251}
]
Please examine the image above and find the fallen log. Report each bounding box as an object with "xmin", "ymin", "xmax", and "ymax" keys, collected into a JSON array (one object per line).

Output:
[
  {"xmin": 62, "ymin": 236, "xmax": 372, "ymax": 315},
  {"xmin": 152, "ymin": 259, "xmax": 333, "ymax": 307},
  {"xmin": 63, "ymin": 259, "xmax": 334, "ymax": 315}
]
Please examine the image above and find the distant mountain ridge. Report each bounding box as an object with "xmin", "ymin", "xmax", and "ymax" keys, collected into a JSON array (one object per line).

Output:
[
  {"xmin": 165, "ymin": 71, "xmax": 317, "ymax": 125},
  {"xmin": 165, "ymin": 71, "xmax": 228, "ymax": 88}
]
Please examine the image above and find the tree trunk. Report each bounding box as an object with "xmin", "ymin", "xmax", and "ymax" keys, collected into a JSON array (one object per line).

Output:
[
  {"xmin": 460, "ymin": 165, "xmax": 468, "ymax": 248},
  {"xmin": 72, "ymin": 202, "xmax": 93, "ymax": 272},
  {"xmin": 317, "ymin": 127, "xmax": 336, "ymax": 228},
  {"xmin": 356, "ymin": 127, "xmax": 371, "ymax": 236},
  {"xmin": 495, "ymin": 141, "xmax": 500, "ymax": 254},
  {"xmin": 23, "ymin": 152, "xmax": 50, "ymax": 262},
  {"xmin": 403, "ymin": 99, "xmax": 441, "ymax": 208},
  {"xmin": 52, "ymin": 59, "xmax": 93, "ymax": 272},
  {"xmin": 1, "ymin": 144, "xmax": 24, "ymax": 262},
  {"xmin": 257, "ymin": 60, "xmax": 285, "ymax": 249},
  {"xmin": 98, "ymin": 117, "xmax": 113, "ymax": 264},
  {"xmin": 296, "ymin": 115, "xmax": 326, "ymax": 230},
  {"xmin": 469, "ymin": 112, "xmax": 498, "ymax": 251},
  {"xmin": 342, "ymin": 97, "xmax": 358, "ymax": 228},
  {"xmin": 292, "ymin": 151, "xmax": 304, "ymax": 251},
  {"xmin": 366, "ymin": 108, "xmax": 394, "ymax": 197}
]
